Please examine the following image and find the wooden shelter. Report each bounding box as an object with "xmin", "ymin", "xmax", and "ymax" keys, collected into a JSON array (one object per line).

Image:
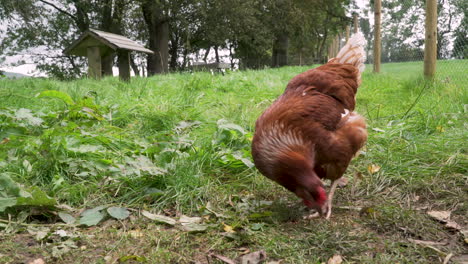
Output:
[{"xmin": 64, "ymin": 29, "xmax": 153, "ymax": 81}]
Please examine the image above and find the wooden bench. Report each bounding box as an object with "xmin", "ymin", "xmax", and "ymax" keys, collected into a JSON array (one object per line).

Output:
[{"xmin": 191, "ymin": 62, "xmax": 230, "ymax": 75}]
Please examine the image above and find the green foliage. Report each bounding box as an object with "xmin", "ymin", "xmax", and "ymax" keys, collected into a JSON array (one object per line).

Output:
[
  {"xmin": 0, "ymin": 173, "xmax": 56, "ymax": 212},
  {"xmin": 37, "ymin": 90, "xmax": 75, "ymax": 106},
  {"xmin": 0, "ymin": 62, "xmax": 466, "ymax": 262}
]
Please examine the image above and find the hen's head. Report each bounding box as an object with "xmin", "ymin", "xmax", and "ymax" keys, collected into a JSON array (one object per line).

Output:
[
  {"xmin": 274, "ymin": 151, "xmax": 328, "ymax": 215},
  {"xmin": 295, "ymin": 178, "xmax": 328, "ymax": 215}
]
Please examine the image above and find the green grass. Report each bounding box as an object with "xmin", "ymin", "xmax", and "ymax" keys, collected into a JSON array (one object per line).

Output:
[{"xmin": 0, "ymin": 60, "xmax": 467, "ymax": 263}]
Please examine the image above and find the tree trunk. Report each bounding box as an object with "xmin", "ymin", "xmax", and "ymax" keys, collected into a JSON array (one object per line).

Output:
[
  {"xmin": 353, "ymin": 13, "xmax": 359, "ymax": 33},
  {"xmin": 214, "ymin": 45, "xmax": 220, "ymax": 63},
  {"xmin": 271, "ymin": 33, "xmax": 288, "ymax": 67},
  {"xmin": 130, "ymin": 54, "xmax": 140, "ymax": 76},
  {"xmin": 99, "ymin": 0, "xmax": 126, "ymax": 77},
  {"xmin": 155, "ymin": 21, "xmax": 169, "ymax": 74},
  {"xmin": 229, "ymin": 43, "xmax": 235, "ymax": 69},
  {"xmin": 181, "ymin": 47, "xmax": 188, "ymax": 70},
  {"xmin": 345, "ymin": 25, "xmax": 350, "ymax": 42},
  {"xmin": 169, "ymin": 34, "xmax": 179, "ymax": 71},
  {"xmin": 203, "ymin": 46, "xmax": 211, "ymax": 63},
  {"xmin": 142, "ymin": 0, "xmax": 169, "ymax": 75}
]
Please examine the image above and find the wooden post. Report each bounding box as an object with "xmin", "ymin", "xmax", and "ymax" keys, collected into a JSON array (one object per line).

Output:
[
  {"xmin": 87, "ymin": 46, "xmax": 102, "ymax": 79},
  {"xmin": 373, "ymin": 0, "xmax": 382, "ymax": 73},
  {"xmin": 118, "ymin": 49, "xmax": 131, "ymax": 82},
  {"xmin": 353, "ymin": 13, "xmax": 359, "ymax": 33},
  {"xmin": 101, "ymin": 53, "xmax": 114, "ymax": 76},
  {"xmin": 424, "ymin": 0, "xmax": 437, "ymax": 78},
  {"xmin": 345, "ymin": 26, "xmax": 350, "ymax": 42}
]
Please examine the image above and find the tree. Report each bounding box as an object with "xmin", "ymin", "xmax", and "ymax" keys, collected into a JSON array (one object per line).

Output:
[{"xmin": 0, "ymin": 0, "xmax": 136, "ymax": 79}]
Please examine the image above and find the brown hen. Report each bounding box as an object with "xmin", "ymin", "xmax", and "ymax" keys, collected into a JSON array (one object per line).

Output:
[{"xmin": 251, "ymin": 34, "xmax": 368, "ymax": 219}]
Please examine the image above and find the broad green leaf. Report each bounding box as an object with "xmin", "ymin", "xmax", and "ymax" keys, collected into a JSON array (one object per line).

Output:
[
  {"xmin": 0, "ymin": 173, "xmax": 21, "ymax": 197},
  {"xmin": 35, "ymin": 230, "xmax": 49, "ymax": 241},
  {"xmin": 37, "ymin": 90, "xmax": 74, "ymax": 105},
  {"xmin": 23, "ymin": 160, "xmax": 32, "ymax": 173},
  {"xmin": 13, "ymin": 108, "xmax": 44, "ymax": 126},
  {"xmin": 250, "ymin": 223, "xmax": 265, "ymax": 231},
  {"xmin": 144, "ymin": 188, "xmax": 164, "ymax": 197},
  {"xmin": 141, "ymin": 210, "xmax": 176, "ymax": 225},
  {"xmin": 79, "ymin": 210, "xmax": 106, "ymax": 226},
  {"xmin": 16, "ymin": 187, "xmax": 56, "ymax": 207},
  {"xmin": 81, "ymin": 205, "xmax": 108, "ymax": 217},
  {"xmin": 0, "ymin": 197, "xmax": 17, "ymax": 212},
  {"xmin": 58, "ymin": 212, "xmax": 76, "ymax": 224},
  {"xmin": 107, "ymin": 207, "xmax": 130, "ymax": 220},
  {"xmin": 217, "ymin": 119, "xmax": 246, "ymax": 135}
]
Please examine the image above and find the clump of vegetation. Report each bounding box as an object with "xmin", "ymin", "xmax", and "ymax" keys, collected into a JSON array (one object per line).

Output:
[{"xmin": 0, "ymin": 62, "xmax": 467, "ymax": 263}]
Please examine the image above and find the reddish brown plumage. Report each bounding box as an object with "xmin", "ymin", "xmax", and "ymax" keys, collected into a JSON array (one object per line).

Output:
[{"xmin": 251, "ymin": 35, "xmax": 367, "ymax": 217}]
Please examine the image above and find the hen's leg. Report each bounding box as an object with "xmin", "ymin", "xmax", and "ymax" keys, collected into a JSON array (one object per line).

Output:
[{"xmin": 325, "ymin": 179, "xmax": 339, "ymax": 219}]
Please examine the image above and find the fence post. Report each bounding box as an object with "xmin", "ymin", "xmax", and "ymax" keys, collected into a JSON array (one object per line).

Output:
[
  {"xmin": 353, "ymin": 13, "xmax": 359, "ymax": 33},
  {"xmin": 373, "ymin": 0, "xmax": 382, "ymax": 73},
  {"xmin": 424, "ymin": 0, "xmax": 437, "ymax": 78}
]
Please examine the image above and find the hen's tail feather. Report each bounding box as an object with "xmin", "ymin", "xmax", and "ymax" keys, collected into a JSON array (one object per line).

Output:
[{"xmin": 334, "ymin": 33, "xmax": 367, "ymax": 73}]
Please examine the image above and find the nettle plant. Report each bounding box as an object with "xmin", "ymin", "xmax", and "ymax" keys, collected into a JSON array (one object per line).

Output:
[
  {"xmin": 0, "ymin": 90, "xmax": 165, "ymax": 213},
  {"xmin": 213, "ymin": 119, "xmax": 254, "ymax": 170}
]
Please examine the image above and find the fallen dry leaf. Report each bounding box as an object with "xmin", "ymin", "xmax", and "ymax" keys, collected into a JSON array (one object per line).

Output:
[
  {"xmin": 128, "ymin": 229, "xmax": 144, "ymax": 238},
  {"xmin": 445, "ymin": 220, "xmax": 461, "ymax": 230},
  {"xmin": 209, "ymin": 253, "xmax": 236, "ymax": 264},
  {"xmin": 238, "ymin": 247, "xmax": 250, "ymax": 254},
  {"xmin": 238, "ymin": 250, "xmax": 267, "ymax": 264},
  {"xmin": 442, "ymin": 253, "xmax": 453, "ymax": 264},
  {"xmin": 408, "ymin": 238, "xmax": 448, "ymax": 246},
  {"xmin": 303, "ymin": 212, "xmax": 320, "ymax": 220},
  {"xmin": 141, "ymin": 210, "xmax": 176, "ymax": 225},
  {"xmin": 451, "ymin": 254, "xmax": 468, "ymax": 263},
  {"xmin": 427, "ymin": 210, "xmax": 451, "ymax": 223},
  {"xmin": 327, "ymin": 255, "xmax": 343, "ymax": 264},
  {"xmin": 367, "ymin": 164, "xmax": 381, "ymax": 174},
  {"xmin": 461, "ymin": 229, "xmax": 468, "ymax": 244},
  {"xmin": 354, "ymin": 171, "xmax": 363, "ymax": 180},
  {"xmin": 0, "ymin": 137, "xmax": 10, "ymax": 144},
  {"xmin": 179, "ymin": 215, "xmax": 202, "ymax": 224},
  {"xmin": 223, "ymin": 223, "xmax": 235, "ymax": 233},
  {"xmin": 28, "ymin": 259, "xmax": 45, "ymax": 264}
]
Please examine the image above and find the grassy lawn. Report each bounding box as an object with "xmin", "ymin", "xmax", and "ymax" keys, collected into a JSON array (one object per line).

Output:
[{"xmin": 0, "ymin": 60, "xmax": 467, "ymax": 263}]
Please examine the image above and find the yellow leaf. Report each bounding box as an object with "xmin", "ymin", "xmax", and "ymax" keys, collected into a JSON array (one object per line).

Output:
[
  {"xmin": 367, "ymin": 164, "xmax": 381, "ymax": 174},
  {"xmin": 436, "ymin": 126, "xmax": 445, "ymax": 132},
  {"xmin": 327, "ymin": 255, "xmax": 343, "ymax": 264},
  {"xmin": 222, "ymin": 223, "xmax": 235, "ymax": 233},
  {"xmin": 128, "ymin": 229, "xmax": 144, "ymax": 238}
]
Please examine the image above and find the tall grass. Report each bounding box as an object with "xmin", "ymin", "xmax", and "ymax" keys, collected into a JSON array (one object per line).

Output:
[{"xmin": 0, "ymin": 61, "xmax": 466, "ymax": 212}]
